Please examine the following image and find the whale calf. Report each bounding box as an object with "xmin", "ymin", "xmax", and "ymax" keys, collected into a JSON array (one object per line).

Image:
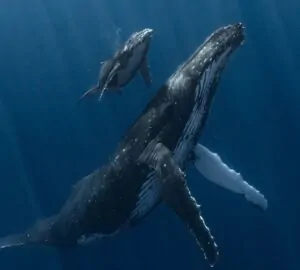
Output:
[
  {"xmin": 0, "ymin": 23, "xmax": 267, "ymax": 267},
  {"xmin": 79, "ymin": 28, "xmax": 154, "ymax": 102}
]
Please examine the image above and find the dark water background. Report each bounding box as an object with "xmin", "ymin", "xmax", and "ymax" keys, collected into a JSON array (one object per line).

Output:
[{"xmin": 0, "ymin": 0, "xmax": 299, "ymax": 269}]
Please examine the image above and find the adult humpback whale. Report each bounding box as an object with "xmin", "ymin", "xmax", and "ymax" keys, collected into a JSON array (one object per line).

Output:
[
  {"xmin": 0, "ymin": 23, "xmax": 266, "ymax": 267},
  {"xmin": 79, "ymin": 28, "xmax": 153, "ymax": 102}
]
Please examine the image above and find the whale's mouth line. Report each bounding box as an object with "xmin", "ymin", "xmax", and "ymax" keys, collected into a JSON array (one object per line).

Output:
[{"xmin": 193, "ymin": 45, "xmax": 232, "ymax": 106}]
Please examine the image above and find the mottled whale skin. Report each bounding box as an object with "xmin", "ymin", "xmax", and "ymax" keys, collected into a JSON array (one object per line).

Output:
[
  {"xmin": 0, "ymin": 23, "xmax": 245, "ymax": 267},
  {"xmin": 79, "ymin": 28, "xmax": 153, "ymax": 101}
]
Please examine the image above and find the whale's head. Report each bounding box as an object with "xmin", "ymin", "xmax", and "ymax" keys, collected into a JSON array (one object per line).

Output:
[
  {"xmin": 167, "ymin": 23, "xmax": 245, "ymax": 105},
  {"xmin": 162, "ymin": 23, "xmax": 245, "ymax": 168},
  {"xmin": 130, "ymin": 28, "xmax": 154, "ymax": 45}
]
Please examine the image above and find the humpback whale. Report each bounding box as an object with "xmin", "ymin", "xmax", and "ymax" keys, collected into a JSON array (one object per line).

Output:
[
  {"xmin": 79, "ymin": 28, "xmax": 153, "ymax": 102},
  {"xmin": 0, "ymin": 23, "xmax": 267, "ymax": 267}
]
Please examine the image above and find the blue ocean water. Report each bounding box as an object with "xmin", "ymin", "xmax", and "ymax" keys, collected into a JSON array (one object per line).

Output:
[{"xmin": 0, "ymin": 0, "xmax": 299, "ymax": 269}]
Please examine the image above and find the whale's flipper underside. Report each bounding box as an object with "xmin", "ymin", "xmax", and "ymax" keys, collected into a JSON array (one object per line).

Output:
[
  {"xmin": 0, "ymin": 233, "xmax": 28, "ymax": 250},
  {"xmin": 139, "ymin": 141, "xmax": 219, "ymax": 267},
  {"xmin": 193, "ymin": 144, "xmax": 268, "ymax": 210},
  {"xmin": 139, "ymin": 57, "xmax": 152, "ymax": 88}
]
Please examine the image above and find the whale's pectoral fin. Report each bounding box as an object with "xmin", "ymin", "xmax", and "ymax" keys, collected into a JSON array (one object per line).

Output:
[
  {"xmin": 193, "ymin": 144, "xmax": 268, "ymax": 210},
  {"xmin": 139, "ymin": 141, "xmax": 219, "ymax": 267},
  {"xmin": 140, "ymin": 57, "xmax": 152, "ymax": 88},
  {"xmin": 0, "ymin": 233, "xmax": 28, "ymax": 250},
  {"xmin": 98, "ymin": 63, "xmax": 122, "ymax": 102}
]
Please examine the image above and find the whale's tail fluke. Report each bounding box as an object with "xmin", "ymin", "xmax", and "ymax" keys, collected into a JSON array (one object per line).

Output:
[
  {"xmin": 0, "ymin": 217, "xmax": 55, "ymax": 251},
  {"xmin": 0, "ymin": 233, "xmax": 28, "ymax": 250}
]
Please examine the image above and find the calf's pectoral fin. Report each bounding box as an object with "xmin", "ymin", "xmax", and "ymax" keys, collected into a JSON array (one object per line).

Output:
[
  {"xmin": 78, "ymin": 85, "xmax": 99, "ymax": 103},
  {"xmin": 139, "ymin": 140, "xmax": 219, "ymax": 267},
  {"xmin": 98, "ymin": 63, "xmax": 122, "ymax": 101},
  {"xmin": 139, "ymin": 57, "xmax": 152, "ymax": 88}
]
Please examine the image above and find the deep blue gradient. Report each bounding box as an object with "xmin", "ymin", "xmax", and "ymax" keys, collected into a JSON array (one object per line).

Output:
[{"xmin": 0, "ymin": 0, "xmax": 299, "ymax": 269}]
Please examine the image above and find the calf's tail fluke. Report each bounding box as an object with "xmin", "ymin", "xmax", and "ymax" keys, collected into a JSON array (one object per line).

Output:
[{"xmin": 0, "ymin": 233, "xmax": 28, "ymax": 250}]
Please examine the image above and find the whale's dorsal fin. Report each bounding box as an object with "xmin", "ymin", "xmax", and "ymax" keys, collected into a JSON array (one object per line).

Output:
[
  {"xmin": 139, "ymin": 140, "xmax": 219, "ymax": 267},
  {"xmin": 193, "ymin": 144, "xmax": 268, "ymax": 210}
]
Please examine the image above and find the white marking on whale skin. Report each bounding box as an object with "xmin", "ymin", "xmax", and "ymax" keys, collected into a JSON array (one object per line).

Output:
[
  {"xmin": 167, "ymin": 71, "xmax": 187, "ymax": 93},
  {"xmin": 77, "ymin": 227, "xmax": 123, "ymax": 246},
  {"xmin": 173, "ymin": 48, "xmax": 231, "ymax": 166},
  {"xmin": 117, "ymin": 42, "xmax": 148, "ymax": 85},
  {"xmin": 77, "ymin": 233, "xmax": 106, "ymax": 245}
]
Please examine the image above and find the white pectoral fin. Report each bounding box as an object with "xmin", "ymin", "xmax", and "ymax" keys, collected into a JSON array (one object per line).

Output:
[
  {"xmin": 194, "ymin": 144, "xmax": 268, "ymax": 210},
  {"xmin": 98, "ymin": 62, "xmax": 121, "ymax": 101}
]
